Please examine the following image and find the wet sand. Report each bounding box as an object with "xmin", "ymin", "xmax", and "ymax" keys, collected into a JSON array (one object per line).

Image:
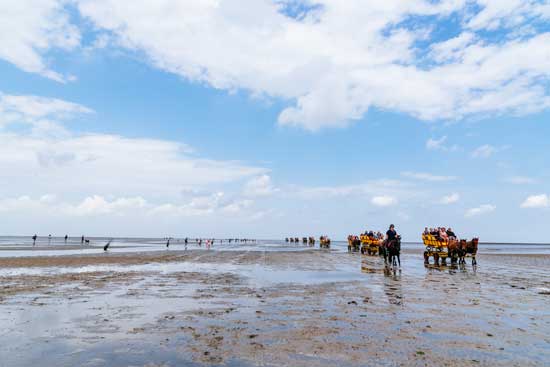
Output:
[{"xmin": 0, "ymin": 246, "xmax": 549, "ymax": 366}]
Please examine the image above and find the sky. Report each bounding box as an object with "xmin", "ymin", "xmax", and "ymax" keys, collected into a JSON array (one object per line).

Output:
[{"xmin": 0, "ymin": 0, "xmax": 549, "ymax": 242}]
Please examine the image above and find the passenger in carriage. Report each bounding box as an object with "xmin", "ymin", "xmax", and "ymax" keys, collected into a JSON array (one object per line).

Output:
[
  {"xmin": 439, "ymin": 227, "xmax": 449, "ymax": 241},
  {"xmin": 446, "ymin": 228, "xmax": 457, "ymax": 240},
  {"xmin": 423, "ymin": 227, "xmax": 429, "ymax": 235},
  {"xmin": 430, "ymin": 228, "xmax": 438, "ymax": 236}
]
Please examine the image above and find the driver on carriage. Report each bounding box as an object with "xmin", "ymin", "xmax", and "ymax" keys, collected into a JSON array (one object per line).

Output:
[{"xmin": 386, "ymin": 224, "xmax": 397, "ymax": 243}]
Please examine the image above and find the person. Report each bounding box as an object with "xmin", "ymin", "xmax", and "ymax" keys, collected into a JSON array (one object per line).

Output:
[
  {"xmin": 64, "ymin": 234, "xmax": 68, "ymax": 242},
  {"xmin": 81, "ymin": 235, "xmax": 85, "ymax": 244},
  {"xmin": 32, "ymin": 234, "xmax": 37, "ymax": 246},
  {"xmin": 423, "ymin": 227, "xmax": 429, "ymax": 235},
  {"xmin": 439, "ymin": 227, "xmax": 448, "ymax": 241},
  {"xmin": 386, "ymin": 224, "xmax": 397, "ymax": 242},
  {"xmin": 446, "ymin": 227, "xmax": 457, "ymax": 240}
]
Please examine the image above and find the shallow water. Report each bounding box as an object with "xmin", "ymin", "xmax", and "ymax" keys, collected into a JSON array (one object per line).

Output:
[{"xmin": 2, "ymin": 236, "xmax": 550, "ymax": 257}]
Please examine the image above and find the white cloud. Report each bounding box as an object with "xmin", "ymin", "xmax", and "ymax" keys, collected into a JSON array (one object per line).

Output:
[
  {"xmin": 471, "ymin": 144, "xmax": 500, "ymax": 158},
  {"xmin": 1, "ymin": 1, "xmax": 548, "ymax": 129},
  {"xmin": 430, "ymin": 32, "xmax": 476, "ymax": 63},
  {"xmin": 401, "ymin": 171, "xmax": 457, "ymax": 182},
  {"xmin": 0, "ymin": 93, "xmax": 93, "ymax": 132},
  {"xmin": 505, "ymin": 176, "xmax": 537, "ymax": 184},
  {"xmin": 467, "ymin": 0, "xmax": 550, "ymax": 31},
  {"xmin": 0, "ymin": 193, "xmax": 257, "ymax": 218},
  {"xmin": 66, "ymin": 195, "xmax": 147, "ymax": 216},
  {"xmin": 0, "ymin": 93, "xmax": 266, "ymax": 203},
  {"xmin": 0, "ymin": 0, "xmax": 79, "ymax": 82},
  {"xmin": 465, "ymin": 204, "xmax": 496, "ymax": 217},
  {"xmin": 291, "ymin": 179, "xmax": 409, "ymax": 200},
  {"xmin": 371, "ymin": 195, "xmax": 398, "ymax": 207},
  {"xmin": 439, "ymin": 193, "xmax": 460, "ymax": 205},
  {"xmin": 520, "ymin": 194, "xmax": 549, "ymax": 208},
  {"xmin": 243, "ymin": 175, "xmax": 278, "ymax": 197},
  {"xmin": 426, "ymin": 136, "xmax": 460, "ymax": 152},
  {"xmin": 426, "ymin": 136, "xmax": 448, "ymax": 150},
  {"xmin": 2, "ymin": 0, "xmax": 533, "ymax": 130}
]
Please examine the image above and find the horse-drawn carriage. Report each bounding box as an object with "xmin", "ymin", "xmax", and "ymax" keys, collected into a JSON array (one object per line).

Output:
[
  {"xmin": 347, "ymin": 235, "xmax": 361, "ymax": 252},
  {"xmin": 360, "ymin": 235, "xmax": 384, "ymax": 255},
  {"xmin": 319, "ymin": 236, "xmax": 331, "ymax": 248},
  {"xmin": 422, "ymin": 234, "xmax": 479, "ymax": 266}
]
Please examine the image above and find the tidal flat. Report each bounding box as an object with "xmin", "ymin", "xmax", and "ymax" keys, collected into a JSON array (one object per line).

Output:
[{"xmin": 0, "ymin": 241, "xmax": 549, "ymax": 367}]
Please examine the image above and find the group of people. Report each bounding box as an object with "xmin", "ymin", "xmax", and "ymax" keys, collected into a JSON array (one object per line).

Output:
[
  {"xmin": 423, "ymin": 227, "xmax": 458, "ymax": 241},
  {"xmin": 362, "ymin": 230, "xmax": 384, "ymax": 240},
  {"xmin": 31, "ymin": 234, "xmax": 86, "ymax": 246}
]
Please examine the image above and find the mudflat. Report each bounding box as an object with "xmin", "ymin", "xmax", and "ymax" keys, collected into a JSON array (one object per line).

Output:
[{"xmin": 1, "ymin": 247, "xmax": 549, "ymax": 366}]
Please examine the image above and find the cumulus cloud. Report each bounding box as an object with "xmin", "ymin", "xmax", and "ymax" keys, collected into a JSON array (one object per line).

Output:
[
  {"xmin": 0, "ymin": 93, "xmax": 93, "ymax": 132},
  {"xmin": 0, "ymin": 93, "xmax": 266, "ymax": 203},
  {"xmin": 465, "ymin": 204, "xmax": 496, "ymax": 217},
  {"xmin": 371, "ymin": 195, "xmax": 398, "ymax": 207},
  {"xmin": 3, "ymin": 1, "xmax": 549, "ymax": 129},
  {"xmin": 439, "ymin": 193, "xmax": 460, "ymax": 205},
  {"xmin": 0, "ymin": 0, "xmax": 79, "ymax": 82},
  {"xmin": 0, "ymin": 193, "xmax": 256, "ymax": 218},
  {"xmin": 243, "ymin": 175, "xmax": 279, "ymax": 197},
  {"xmin": 520, "ymin": 194, "xmax": 549, "ymax": 208},
  {"xmin": 66, "ymin": 195, "xmax": 147, "ymax": 216},
  {"xmin": 401, "ymin": 171, "xmax": 457, "ymax": 182}
]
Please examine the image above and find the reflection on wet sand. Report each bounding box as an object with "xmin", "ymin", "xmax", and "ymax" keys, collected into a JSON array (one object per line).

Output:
[{"xmin": 383, "ymin": 267, "xmax": 403, "ymax": 306}]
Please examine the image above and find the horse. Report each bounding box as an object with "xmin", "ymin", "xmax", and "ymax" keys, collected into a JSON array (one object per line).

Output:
[
  {"xmin": 385, "ymin": 236, "xmax": 401, "ymax": 267},
  {"xmin": 459, "ymin": 238, "xmax": 479, "ymax": 265},
  {"xmin": 446, "ymin": 239, "xmax": 460, "ymax": 265}
]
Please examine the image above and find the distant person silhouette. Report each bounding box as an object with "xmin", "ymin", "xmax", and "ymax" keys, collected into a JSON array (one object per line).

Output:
[
  {"xmin": 81, "ymin": 235, "xmax": 85, "ymax": 244},
  {"xmin": 64, "ymin": 235, "xmax": 68, "ymax": 242},
  {"xmin": 32, "ymin": 234, "xmax": 37, "ymax": 246},
  {"xmin": 166, "ymin": 238, "xmax": 170, "ymax": 248},
  {"xmin": 103, "ymin": 240, "xmax": 111, "ymax": 251}
]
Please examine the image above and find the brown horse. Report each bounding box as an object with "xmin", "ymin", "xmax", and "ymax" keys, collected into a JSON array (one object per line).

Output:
[
  {"xmin": 447, "ymin": 239, "xmax": 460, "ymax": 265},
  {"xmin": 459, "ymin": 238, "xmax": 479, "ymax": 265}
]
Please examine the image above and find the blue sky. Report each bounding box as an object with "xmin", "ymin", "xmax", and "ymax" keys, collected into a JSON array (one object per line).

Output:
[{"xmin": 0, "ymin": 0, "xmax": 549, "ymax": 241}]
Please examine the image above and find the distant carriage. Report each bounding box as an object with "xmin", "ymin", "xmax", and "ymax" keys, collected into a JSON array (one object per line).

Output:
[
  {"xmin": 319, "ymin": 236, "xmax": 331, "ymax": 248},
  {"xmin": 360, "ymin": 235, "xmax": 383, "ymax": 255},
  {"xmin": 347, "ymin": 235, "xmax": 361, "ymax": 252},
  {"xmin": 422, "ymin": 234, "xmax": 479, "ymax": 266}
]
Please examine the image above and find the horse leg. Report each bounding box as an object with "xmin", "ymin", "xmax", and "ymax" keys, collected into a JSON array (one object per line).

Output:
[
  {"xmin": 472, "ymin": 256, "xmax": 477, "ymax": 266},
  {"xmin": 423, "ymin": 251, "xmax": 429, "ymax": 265},
  {"xmin": 433, "ymin": 253, "xmax": 439, "ymax": 266}
]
